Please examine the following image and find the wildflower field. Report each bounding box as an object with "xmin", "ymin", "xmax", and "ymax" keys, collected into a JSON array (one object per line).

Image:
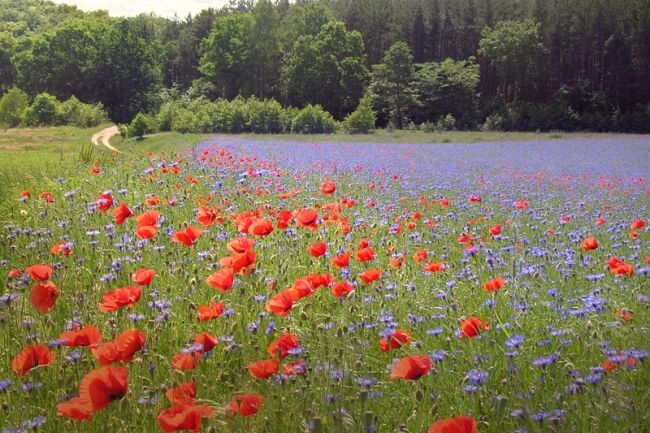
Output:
[{"xmin": 1, "ymin": 135, "xmax": 649, "ymax": 433}]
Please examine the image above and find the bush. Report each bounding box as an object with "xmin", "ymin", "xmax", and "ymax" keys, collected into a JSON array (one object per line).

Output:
[
  {"xmin": 129, "ymin": 112, "xmax": 157, "ymax": 138},
  {"xmin": 291, "ymin": 104, "xmax": 337, "ymax": 134},
  {"xmin": 343, "ymin": 96, "xmax": 376, "ymax": 134},
  {"xmin": 22, "ymin": 93, "xmax": 60, "ymax": 126},
  {"xmin": 57, "ymin": 96, "xmax": 107, "ymax": 128},
  {"xmin": 439, "ymin": 113, "xmax": 456, "ymax": 131},
  {"xmin": 0, "ymin": 87, "xmax": 29, "ymax": 129}
]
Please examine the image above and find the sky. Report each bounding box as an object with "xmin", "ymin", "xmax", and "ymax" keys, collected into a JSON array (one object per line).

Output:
[{"xmin": 51, "ymin": 0, "xmax": 230, "ymax": 18}]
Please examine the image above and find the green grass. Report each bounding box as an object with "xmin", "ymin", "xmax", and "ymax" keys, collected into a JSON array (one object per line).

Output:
[{"xmin": 111, "ymin": 132, "xmax": 210, "ymax": 155}]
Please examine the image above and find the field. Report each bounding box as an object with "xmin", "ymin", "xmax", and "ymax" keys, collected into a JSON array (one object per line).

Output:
[{"xmin": 0, "ymin": 129, "xmax": 649, "ymax": 433}]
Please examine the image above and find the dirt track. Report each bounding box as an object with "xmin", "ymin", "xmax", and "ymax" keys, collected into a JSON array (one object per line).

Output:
[{"xmin": 91, "ymin": 126, "xmax": 121, "ymax": 153}]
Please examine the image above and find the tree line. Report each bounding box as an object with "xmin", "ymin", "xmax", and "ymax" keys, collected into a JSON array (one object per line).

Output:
[{"xmin": 0, "ymin": 0, "xmax": 648, "ymax": 132}]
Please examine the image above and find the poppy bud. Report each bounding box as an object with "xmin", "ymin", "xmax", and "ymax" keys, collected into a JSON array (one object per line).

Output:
[
  {"xmin": 586, "ymin": 320, "xmax": 593, "ymax": 330},
  {"xmin": 189, "ymin": 277, "xmax": 197, "ymax": 285},
  {"xmin": 300, "ymin": 311, "xmax": 308, "ymax": 321},
  {"xmin": 415, "ymin": 390, "xmax": 424, "ymax": 401},
  {"xmin": 355, "ymin": 360, "xmax": 363, "ymax": 369},
  {"xmin": 336, "ymin": 328, "xmax": 344, "ymax": 338}
]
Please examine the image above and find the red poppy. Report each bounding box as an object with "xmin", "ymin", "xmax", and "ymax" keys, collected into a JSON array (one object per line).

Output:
[
  {"xmin": 193, "ymin": 333, "xmax": 218, "ymax": 352},
  {"xmin": 331, "ymin": 281, "xmax": 354, "ymax": 298},
  {"xmin": 20, "ymin": 190, "xmax": 30, "ymax": 199},
  {"xmin": 390, "ymin": 355, "xmax": 432, "ymax": 380},
  {"xmin": 196, "ymin": 207, "xmax": 218, "ymax": 226},
  {"xmin": 308, "ymin": 241, "xmax": 327, "ymax": 257},
  {"xmin": 390, "ymin": 255, "xmax": 405, "ymax": 269},
  {"xmin": 206, "ymin": 268, "xmax": 234, "ymax": 292},
  {"xmin": 355, "ymin": 247, "xmax": 375, "ymax": 262},
  {"xmin": 428, "ymin": 416, "xmax": 477, "ymax": 433},
  {"xmin": 166, "ymin": 382, "xmax": 197, "ymax": 404},
  {"xmin": 8, "ymin": 268, "xmax": 22, "ymax": 279},
  {"xmin": 113, "ymin": 203, "xmax": 134, "ymax": 225},
  {"xmin": 77, "ymin": 366, "xmax": 128, "ymax": 413},
  {"xmin": 131, "ymin": 268, "xmax": 155, "ymax": 286},
  {"xmin": 25, "ymin": 264, "xmax": 52, "ymax": 281},
  {"xmin": 136, "ymin": 225, "xmax": 158, "ymax": 239},
  {"xmin": 247, "ymin": 359, "xmax": 279, "ymax": 379},
  {"xmin": 91, "ymin": 329, "xmax": 145, "ymax": 365},
  {"xmin": 248, "ymin": 218, "xmax": 274, "ymax": 236},
  {"xmin": 265, "ymin": 290, "xmax": 294, "ymax": 317},
  {"xmin": 631, "ymin": 219, "xmax": 646, "ymax": 229},
  {"xmin": 295, "ymin": 208, "xmax": 319, "ymax": 229},
  {"xmin": 136, "ymin": 210, "xmax": 160, "ymax": 227},
  {"xmin": 424, "ymin": 262, "xmax": 446, "ymax": 273},
  {"xmin": 226, "ymin": 393, "xmax": 264, "ymax": 416},
  {"xmin": 267, "ymin": 333, "xmax": 299, "ymax": 359},
  {"xmin": 413, "ymin": 250, "xmax": 428, "ymax": 262},
  {"xmin": 57, "ymin": 397, "xmax": 92, "ymax": 421},
  {"xmin": 439, "ymin": 197, "xmax": 450, "ymax": 207},
  {"xmin": 614, "ymin": 309, "xmax": 633, "ymax": 322},
  {"xmin": 360, "ymin": 269, "xmax": 382, "ymax": 284},
  {"xmin": 483, "ymin": 277, "xmax": 506, "ymax": 292},
  {"xmin": 172, "ymin": 352, "xmax": 202, "ymax": 371},
  {"xmin": 39, "ymin": 191, "xmax": 54, "ymax": 203},
  {"xmin": 197, "ymin": 300, "xmax": 224, "ymax": 322},
  {"xmin": 219, "ymin": 250, "xmax": 256, "ymax": 274},
  {"xmin": 331, "ymin": 252, "xmax": 350, "ymax": 268},
  {"xmin": 489, "ymin": 224, "xmax": 501, "ymax": 236},
  {"xmin": 607, "ymin": 257, "xmax": 634, "ymax": 276},
  {"xmin": 60, "ymin": 325, "xmax": 103, "ymax": 347},
  {"xmin": 514, "ymin": 200, "xmax": 528, "ymax": 209},
  {"xmin": 50, "ymin": 241, "xmax": 72, "ymax": 256},
  {"xmin": 468, "ymin": 195, "xmax": 481, "ymax": 203},
  {"xmin": 11, "ymin": 345, "xmax": 55, "ymax": 376},
  {"xmin": 379, "ymin": 329, "xmax": 412, "ymax": 352},
  {"xmin": 95, "ymin": 192, "xmax": 114, "ymax": 213},
  {"xmin": 595, "ymin": 217, "xmax": 605, "ymax": 226},
  {"xmin": 459, "ymin": 317, "xmax": 489, "ymax": 339},
  {"xmin": 31, "ymin": 280, "xmax": 60, "ymax": 313},
  {"xmin": 99, "ymin": 286, "xmax": 142, "ymax": 313},
  {"xmin": 172, "ymin": 226, "xmax": 203, "ymax": 246},
  {"xmin": 581, "ymin": 237, "xmax": 599, "ymax": 251},
  {"xmin": 157, "ymin": 402, "xmax": 214, "ymax": 433},
  {"xmin": 226, "ymin": 237, "xmax": 255, "ymax": 253}
]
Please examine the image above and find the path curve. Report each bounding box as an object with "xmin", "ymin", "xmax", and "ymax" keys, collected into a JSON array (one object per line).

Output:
[{"xmin": 91, "ymin": 126, "xmax": 121, "ymax": 153}]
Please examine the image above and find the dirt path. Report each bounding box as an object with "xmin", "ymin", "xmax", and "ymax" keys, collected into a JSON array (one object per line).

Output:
[{"xmin": 91, "ymin": 126, "xmax": 121, "ymax": 153}]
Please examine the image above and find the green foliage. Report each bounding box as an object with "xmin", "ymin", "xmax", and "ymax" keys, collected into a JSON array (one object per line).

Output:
[
  {"xmin": 22, "ymin": 92, "xmax": 59, "ymax": 126},
  {"xmin": 343, "ymin": 96, "xmax": 376, "ymax": 134},
  {"xmin": 368, "ymin": 41, "xmax": 417, "ymax": 128},
  {"xmin": 478, "ymin": 20, "xmax": 547, "ymax": 102},
  {"xmin": 290, "ymin": 104, "xmax": 337, "ymax": 134},
  {"xmin": 56, "ymin": 96, "xmax": 107, "ymax": 128},
  {"xmin": 0, "ymin": 32, "xmax": 15, "ymax": 93},
  {"xmin": 128, "ymin": 112, "xmax": 157, "ymax": 138},
  {"xmin": 0, "ymin": 86, "xmax": 28, "ymax": 128},
  {"xmin": 413, "ymin": 58, "xmax": 480, "ymax": 127},
  {"xmin": 285, "ymin": 21, "xmax": 368, "ymax": 119}
]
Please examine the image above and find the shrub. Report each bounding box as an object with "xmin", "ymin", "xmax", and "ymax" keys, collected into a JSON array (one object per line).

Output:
[
  {"xmin": 291, "ymin": 104, "xmax": 337, "ymax": 134},
  {"xmin": 129, "ymin": 112, "xmax": 157, "ymax": 138},
  {"xmin": 0, "ymin": 87, "xmax": 29, "ymax": 129},
  {"xmin": 22, "ymin": 93, "xmax": 60, "ymax": 126},
  {"xmin": 439, "ymin": 113, "xmax": 456, "ymax": 131},
  {"xmin": 343, "ymin": 96, "xmax": 376, "ymax": 134},
  {"xmin": 57, "ymin": 96, "xmax": 106, "ymax": 128}
]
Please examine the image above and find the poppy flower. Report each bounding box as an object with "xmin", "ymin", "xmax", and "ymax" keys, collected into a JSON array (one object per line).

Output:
[
  {"xmin": 25, "ymin": 264, "xmax": 52, "ymax": 281},
  {"xmin": 283, "ymin": 359, "xmax": 306, "ymax": 376},
  {"xmin": 308, "ymin": 241, "xmax": 327, "ymax": 257},
  {"xmin": 581, "ymin": 237, "xmax": 599, "ymax": 251},
  {"xmin": 99, "ymin": 286, "xmax": 142, "ymax": 313},
  {"xmin": 196, "ymin": 207, "xmax": 218, "ymax": 226},
  {"xmin": 413, "ymin": 250, "xmax": 428, "ymax": 262},
  {"xmin": 172, "ymin": 226, "xmax": 203, "ymax": 246},
  {"xmin": 607, "ymin": 257, "xmax": 634, "ymax": 276},
  {"xmin": 390, "ymin": 355, "xmax": 432, "ymax": 380},
  {"xmin": 60, "ymin": 325, "xmax": 103, "ymax": 347},
  {"xmin": 8, "ymin": 268, "xmax": 22, "ymax": 279},
  {"xmin": 320, "ymin": 180, "xmax": 336, "ymax": 195},
  {"xmin": 489, "ymin": 224, "xmax": 501, "ymax": 236},
  {"xmin": 206, "ymin": 268, "xmax": 235, "ymax": 292},
  {"xmin": 483, "ymin": 277, "xmax": 506, "ymax": 292},
  {"xmin": 595, "ymin": 217, "xmax": 605, "ymax": 226},
  {"xmin": 77, "ymin": 366, "xmax": 128, "ymax": 413},
  {"xmin": 156, "ymin": 402, "xmax": 214, "ymax": 433},
  {"xmin": 226, "ymin": 393, "xmax": 264, "ymax": 416},
  {"xmin": 11, "ymin": 345, "xmax": 56, "ymax": 376},
  {"xmin": 267, "ymin": 333, "xmax": 299, "ymax": 359},
  {"xmin": 631, "ymin": 219, "xmax": 646, "ymax": 229},
  {"xmin": 379, "ymin": 329, "xmax": 412, "ymax": 352},
  {"xmin": 355, "ymin": 247, "xmax": 375, "ymax": 262},
  {"xmin": 172, "ymin": 352, "xmax": 202, "ymax": 371},
  {"xmin": 166, "ymin": 382, "xmax": 197, "ymax": 404},
  {"xmin": 39, "ymin": 191, "xmax": 54, "ymax": 203},
  {"xmin": 136, "ymin": 210, "xmax": 159, "ymax": 227},
  {"xmin": 57, "ymin": 397, "xmax": 92, "ymax": 421},
  {"xmin": 390, "ymin": 255, "xmax": 405, "ymax": 269},
  {"xmin": 95, "ymin": 192, "xmax": 114, "ymax": 212},
  {"xmin": 131, "ymin": 268, "xmax": 155, "ymax": 286},
  {"xmin": 31, "ymin": 280, "xmax": 60, "ymax": 313},
  {"xmin": 295, "ymin": 208, "xmax": 318, "ymax": 229},
  {"xmin": 424, "ymin": 262, "xmax": 445, "ymax": 273},
  {"xmin": 20, "ymin": 190, "xmax": 30, "ymax": 199},
  {"xmin": 193, "ymin": 332, "xmax": 218, "ymax": 352},
  {"xmin": 219, "ymin": 250, "xmax": 256, "ymax": 274},
  {"xmin": 514, "ymin": 200, "xmax": 528, "ymax": 209},
  {"xmin": 265, "ymin": 290, "xmax": 294, "ymax": 317},
  {"xmin": 247, "ymin": 359, "xmax": 279, "ymax": 379},
  {"xmin": 331, "ymin": 252, "xmax": 350, "ymax": 268},
  {"xmin": 227, "ymin": 237, "xmax": 255, "ymax": 253},
  {"xmin": 427, "ymin": 416, "xmax": 477, "ymax": 433},
  {"xmin": 331, "ymin": 281, "xmax": 354, "ymax": 298},
  {"xmin": 136, "ymin": 225, "xmax": 158, "ymax": 239},
  {"xmin": 459, "ymin": 317, "xmax": 489, "ymax": 339},
  {"xmin": 91, "ymin": 329, "xmax": 145, "ymax": 365},
  {"xmin": 614, "ymin": 309, "xmax": 633, "ymax": 322},
  {"xmin": 51, "ymin": 241, "xmax": 72, "ymax": 256},
  {"xmin": 360, "ymin": 269, "xmax": 382, "ymax": 284},
  {"xmin": 248, "ymin": 219, "xmax": 274, "ymax": 236},
  {"xmin": 197, "ymin": 300, "xmax": 224, "ymax": 322},
  {"xmin": 111, "ymin": 203, "xmax": 133, "ymax": 225},
  {"xmin": 468, "ymin": 195, "xmax": 481, "ymax": 203},
  {"xmin": 439, "ymin": 197, "xmax": 450, "ymax": 207}
]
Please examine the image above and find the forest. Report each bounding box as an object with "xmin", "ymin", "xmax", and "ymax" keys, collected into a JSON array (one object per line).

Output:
[{"xmin": 0, "ymin": 0, "xmax": 649, "ymax": 133}]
